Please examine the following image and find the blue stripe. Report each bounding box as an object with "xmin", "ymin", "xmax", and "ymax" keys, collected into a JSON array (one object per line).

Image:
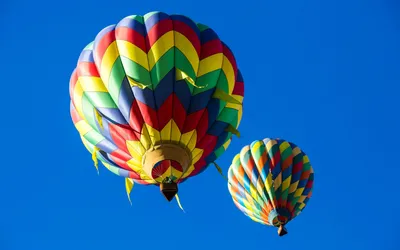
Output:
[
  {"xmin": 170, "ymin": 14, "xmax": 201, "ymax": 39},
  {"xmin": 78, "ymin": 49, "xmax": 94, "ymax": 63},
  {"xmin": 93, "ymin": 25, "xmax": 116, "ymax": 52},
  {"xmin": 236, "ymin": 69, "xmax": 244, "ymax": 82},
  {"xmin": 188, "ymin": 88, "xmax": 214, "ymax": 113},
  {"xmin": 144, "ymin": 11, "xmax": 170, "ymax": 31},
  {"xmin": 173, "ymin": 79, "xmax": 191, "ymax": 111},
  {"xmin": 96, "ymin": 139, "xmax": 118, "ymax": 153},
  {"xmin": 207, "ymin": 120, "xmax": 228, "ymax": 136},
  {"xmin": 200, "ymin": 27, "xmax": 219, "ymax": 44},
  {"xmin": 97, "ymin": 107, "xmax": 128, "ymax": 125},
  {"xmin": 131, "ymin": 86, "xmax": 156, "ymax": 110},
  {"xmin": 117, "ymin": 77, "xmax": 135, "ymax": 122},
  {"xmin": 116, "ymin": 17, "xmax": 146, "ymax": 37},
  {"xmin": 154, "ymin": 69, "xmax": 174, "ymax": 109}
]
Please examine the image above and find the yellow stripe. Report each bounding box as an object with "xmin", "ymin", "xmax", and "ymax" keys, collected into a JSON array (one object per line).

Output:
[
  {"xmin": 265, "ymin": 139, "xmax": 278, "ymax": 151},
  {"xmin": 174, "ymin": 31, "xmax": 199, "ymax": 75},
  {"xmin": 221, "ymin": 55, "xmax": 235, "ymax": 94},
  {"xmin": 197, "ymin": 53, "xmax": 223, "ymax": 77},
  {"xmin": 181, "ymin": 130, "xmax": 197, "ymax": 151},
  {"xmin": 181, "ymin": 164, "xmax": 195, "ymax": 178},
  {"xmin": 126, "ymin": 158, "xmax": 142, "ymax": 172},
  {"xmin": 148, "ymin": 31, "xmax": 174, "ymax": 70},
  {"xmin": 100, "ymin": 41, "xmax": 119, "ymax": 86},
  {"xmin": 279, "ymin": 141, "xmax": 291, "ymax": 153},
  {"xmin": 126, "ymin": 140, "xmax": 146, "ymax": 159},
  {"xmin": 75, "ymin": 120, "xmax": 92, "ymax": 136},
  {"xmin": 281, "ymin": 177, "xmax": 291, "ymax": 191},
  {"xmin": 144, "ymin": 124, "xmax": 160, "ymax": 146},
  {"xmin": 222, "ymin": 139, "xmax": 231, "ymax": 150},
  {"xmin": 298, "ymin": 195, "xmax": 307, "ymax": 203},
  {"xmin": 160, "ymin": 120, "xmax": 172, "ymax": 141},
  {"xmin": 170, "ymin": 120, "xmax": 181, "ymax": 143},
  {"xmin": 116, "ymin": 40, "xmax": 149, "ymax": 70},
  {"xmin": 78, "ymin": 76, "xmax": 107, "ymax": 92},
  {"xmin": 274, "ymin": 172, "xmax": 282, "ymax": 191},
  {"xmin": 191, "ymin": 148, "xmax": 203, "ymax": 164},
  {"xmin": 288, "ymin": 180, "xmax": 299, "ymax": 194},
  {"xmin": 139, "ymin": 125, "xmax": 152, "ymax": 150},
  {"xmin": 294, "ymin": 187, "xmax": 305, "ymax": 198},
  {"xmin": 73, "ymin": 80, "xmax": 85, "ymax": 119}
]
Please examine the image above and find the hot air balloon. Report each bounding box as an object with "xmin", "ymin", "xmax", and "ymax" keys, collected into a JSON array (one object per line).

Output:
[
  {"xmin": 69, "ymin": 11, "xmax": 244, "ymax": 204},
  {"xmin": 227, "ymin": 138, "xmax": 314, "ymax": 236}
]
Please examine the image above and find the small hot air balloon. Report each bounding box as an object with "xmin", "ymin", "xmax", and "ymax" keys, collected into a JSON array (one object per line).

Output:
[
  {"xmin": 227, "ymin": 138, "xmax": 314, "ymax": 236},
  {"xmin": 69, "ymin": 11, "xmax": 244, "ymax": 204}
]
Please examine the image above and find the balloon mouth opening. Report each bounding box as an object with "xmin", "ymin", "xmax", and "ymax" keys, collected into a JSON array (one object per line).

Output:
[
  {"xmin": 160, "ymin": 182, "xmax": 178, "ymax": 202},
  {"xmin": 142, "ymin": 144, "xmax": 192, "ymax": 180}
]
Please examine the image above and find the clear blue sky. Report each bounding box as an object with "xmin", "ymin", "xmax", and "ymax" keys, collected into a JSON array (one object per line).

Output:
[{"xmin": 1, "ymin": 0, "xmax": 399, "ymax": 249}]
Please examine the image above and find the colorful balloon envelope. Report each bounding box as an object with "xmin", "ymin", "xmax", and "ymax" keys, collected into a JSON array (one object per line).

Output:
[
  {"xmin": 227, "ymin": 138, "xmax": 314, "ymax": 236},
  {"xmin": 69, "ymin": 11, "xmax": 244, "ymax": 202}
]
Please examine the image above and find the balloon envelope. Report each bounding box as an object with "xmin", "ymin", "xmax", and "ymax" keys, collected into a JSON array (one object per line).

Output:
[
  {"xmin": 69, "ymin": 11, "xmax": 244, "ymax": 200},
  {"xmin": 227, "ymin": 138, "xmax": 314, "ymax": 236}
]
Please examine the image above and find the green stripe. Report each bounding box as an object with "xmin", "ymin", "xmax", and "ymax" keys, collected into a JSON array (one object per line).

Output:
[
  {"xmin": 127, "ymin": 15, "xmax": 144, "ymax": 24},
  {"xmin": 84, "ymin": 41, "xmax": 94, "ymax": 50},
  {"xmin": 85, "ymin": 92, "xmax": 117, "ymax": 109},
  {"xmin": 193, "ymin": 70, "xmax": 221, "ymax": 95},
  {"xmin": 217, "ymin": 108, "xmax": 238, "ymax": 127},
  {"xmin": 84, "ymin": 130, "xmax": 104, "ymax": 146},
  {"xmin": 280, "ymin": 146, "xmax": 293, "ymax": 162},
  {"xmin": 121, "ymin": 56, "xmax": 152, "ymax": 86},
  {"xmin": 175, "ymin": 48, "xmax": 197, "ymax": 83},
  {"xmin": 81, "ymin": 95, "xmax": 99, "ymax": 131},
  {"xmin": 150, "ymin": 48, "xmax": 174, "ymax": 89},
  {"xmin": 197, "ymin": 23, "xmax": 210, "ymax": 32},
  {"xmin": 107, "ymin": 57, "xmax": 126, "ymax": 104}
]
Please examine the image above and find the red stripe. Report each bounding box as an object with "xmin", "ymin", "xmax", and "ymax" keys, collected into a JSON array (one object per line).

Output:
[
  {"xmin": 292, "ymin": 161, "xmax": 303, "ymax": 175},
  {"xmin": 197, "ymin": 134, "xmax": 217, "ymax": 155},
  {"xmin": 300, "ymin": 170, "xmax": 311, "ymax": 181},
  {"xmin": 129, "ymin": 100, "xmax": 145, "ymax": 133},
  {"xmin": 182, "ymin": 109, "xmax": 204, "ymax": 133},
  {"xmin": 306, "ymin": 179, "xmax": 314, "ymax": 188},
  {"xmin": 173, "ymin": 20, "xmax": 200, "ymax": 56},
  {"xmin": 146, "ymin": 19, "xmax": 173, "ymax": 52},
  {"xmin": 222, "ymin": 44, "xmax": 238, "ymax": 75},
  {"xmin": 110, "ymin": 154, "xmax": 132, "ymax": 171},
  {"xmin": 195, "ymin": 109, "xmax": 209, "ymax": 142},
  {"xmin": 200, "ymin": 39, "xmax": 222, "ymax": 60},
  {"xmin": 232, "ymin": 81, "xmax": 244, "ymax": 96},
  {"xmin": 270, "ymin": 149, "xmax": 281, "ymax": 171},
  {"xmin": 115, "ymin": 26, "xmax": 146, "ymax": 52},
  {"xmin": 190, "ymin": 158, "xmax": 207, "ymax": 176},
  {"xmin": 94, "ymin": 29, "xmax": 116, "ymax": 65},
  {"xmin": 137, "ymin": 101, "xmax": 159, "ymax": 129},
  {"xmin": 172, "ymin": 94, "xmax": 187, "ymax": 131},
  {"xmin": 110, "ymin": 149, "xmax": 132, "ymax": 163},
  {"xmin": 157, "ymin": 94, "xmax": 173, "ymax": 129},
  {"xmin": 108, "ymin": 123, "xmax": 138, "ymax": 153},
  {"xmin": 76, "ymin": 62, "xmax": 100, "ymax": 77}
]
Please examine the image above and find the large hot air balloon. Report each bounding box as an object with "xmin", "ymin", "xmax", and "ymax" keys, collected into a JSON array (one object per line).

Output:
[
  {"xmin": 69, "ymin": 11, "xmax": 244, "ymax": 204},
  {"xmin": 227, "ymin": 138, "xmax": 314, "ymax": 236}
]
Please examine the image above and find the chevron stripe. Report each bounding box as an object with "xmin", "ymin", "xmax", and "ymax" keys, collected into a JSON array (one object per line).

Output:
[
  {"xmin": 70, "ymin": 11, "xmax": 244, "ymax": 187},
  {"xmin": 227, "ymin": 138, "xmax": 314, "ymax": 229}
]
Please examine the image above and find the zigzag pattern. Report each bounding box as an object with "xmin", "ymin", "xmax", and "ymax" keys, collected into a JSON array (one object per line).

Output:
[
  {"xmin": 227, "ymin": 138, "xmax": 314, "ymax": 228},
  {"xmin": 70, "ymin": 11, "xmax": 244, "ymax": 185}
]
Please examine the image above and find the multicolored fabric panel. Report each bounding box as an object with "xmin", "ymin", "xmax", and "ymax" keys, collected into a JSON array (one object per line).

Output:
[
  {"xmin": 69, "ymin": 11, "xmax": 244, "ymax": 185},
  {"xmin": 227, "ymin": 138, "xmax": 314, "ymax": 228}
]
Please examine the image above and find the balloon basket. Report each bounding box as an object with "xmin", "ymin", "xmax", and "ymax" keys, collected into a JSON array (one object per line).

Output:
[{"xmin": 160, "ymin": 182, "xmax": 178, "ymax": 202}]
